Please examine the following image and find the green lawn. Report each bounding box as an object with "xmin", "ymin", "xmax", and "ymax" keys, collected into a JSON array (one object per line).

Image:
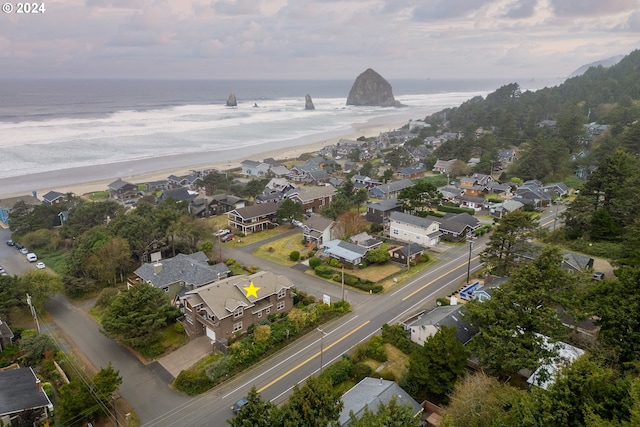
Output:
[
  {"xmin": 228, "ymin": 226, "xmax": 294, "ymax": 248},
  {"xmin": 252, "ymin": 232, "xmax": 306, "ymax": 266},
  {"xmin": 86, "ymin": 190, "xmax": 109, "ymax": 201}
]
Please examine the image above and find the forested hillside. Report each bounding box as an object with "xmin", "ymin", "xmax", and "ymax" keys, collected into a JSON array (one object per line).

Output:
[{"xmin": 420, "ymin": 49, "xmax": 640, "ymax": 183}]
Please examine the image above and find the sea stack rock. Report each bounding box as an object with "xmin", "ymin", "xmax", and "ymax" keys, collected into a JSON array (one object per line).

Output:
[
  {"xmin": 305, "ymin": 94, "xmax": 315, "ymax": 110},
  {"xmin": 346, "ymin": 68, "xmax": 403, "ymax": 107},
  {"xmin": 226, "ymin": 92, "xmax": 237, "ymax": 107}
]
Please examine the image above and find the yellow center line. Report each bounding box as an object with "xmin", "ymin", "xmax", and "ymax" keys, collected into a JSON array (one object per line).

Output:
[
  {"xmin": 402, "ymin": 255, "xmax": 481, "ymax": 301},
  {"xmin": 257, "ymin": 320, "xmax": 371, "ymax": 393}
]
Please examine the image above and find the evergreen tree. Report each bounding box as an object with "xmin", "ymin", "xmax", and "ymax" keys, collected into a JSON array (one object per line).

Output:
[
  {"xmin": 348, "ymin": 396, "xmax": 422, "ymax": 427},
  {"xmin": 228, "ymin": 386, "xmax": 278, "ymax": 427},
  {"xmin": 480, "ymin": 210, "xmax": 538, "ymax": 275},
  {"xmin": 280, "ymin": 376, "xmax": 343, "ymax": 427}
]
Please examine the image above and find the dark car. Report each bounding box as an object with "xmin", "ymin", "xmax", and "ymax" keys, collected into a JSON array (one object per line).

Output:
[
  {"xmin": 231, "ymin": 398, "xmax": 248, "ymax": 415},
  {"xmin": 14, "ymin": 243, "xmax": 23, "ymax": 250},
  {"xmin": 221, "ymin": 233, "xmax": 235, "ymax": 242},
  {"xmin": 6, "ymin": 240, "xmax": 14, "ymax": 246}
]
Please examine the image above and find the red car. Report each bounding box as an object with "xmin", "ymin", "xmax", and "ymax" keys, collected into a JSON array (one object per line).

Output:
[{"xmin": 221, "ymin": 233, "xmax": 235, "ymax": 242}]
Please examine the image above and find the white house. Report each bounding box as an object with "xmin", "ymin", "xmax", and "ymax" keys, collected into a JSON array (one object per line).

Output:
[
  {"xmin": 240, "ymin": 160, "xmax": 270, "ymax": 177},
  {"xmin": 389, "ymin": 211, "xmax": 442, "ymax": 247}
]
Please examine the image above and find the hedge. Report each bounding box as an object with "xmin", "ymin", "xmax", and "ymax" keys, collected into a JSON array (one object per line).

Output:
[{"xmin": 437, "ymin": 205, "xmax": 476, "ymax": 215}]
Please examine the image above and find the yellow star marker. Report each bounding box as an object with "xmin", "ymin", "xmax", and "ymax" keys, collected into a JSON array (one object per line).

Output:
[{"xmin": 244, "ymin": 281, "xmax": 260, "ymax": 298}]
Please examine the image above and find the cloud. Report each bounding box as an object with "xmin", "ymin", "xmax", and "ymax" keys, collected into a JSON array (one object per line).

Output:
[
  {"xmin": 411, "ymin": 0, "xmax": 488, "ymax": 21},
  {"xmin": 501, "ymin": 0, "xmax": 538, "ymax": 19},
  {"xmin": 548, "ymin": 0, "xmax": 639, "ymax": 18}
]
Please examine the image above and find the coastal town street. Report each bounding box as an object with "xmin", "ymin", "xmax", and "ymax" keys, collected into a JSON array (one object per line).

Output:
[{"xmin": 41, "ymin": 206, "xmax": 564, "ymax": 426}]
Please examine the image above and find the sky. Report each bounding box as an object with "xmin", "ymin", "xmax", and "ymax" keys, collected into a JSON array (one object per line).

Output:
[{"xmin": 1, "ymin": 0, "xmax": 639, "ymax": 80}]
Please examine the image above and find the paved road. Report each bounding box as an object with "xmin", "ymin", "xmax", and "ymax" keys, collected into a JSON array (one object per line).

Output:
[{"xmin": 43, "ymin": 294, "xmax": 192, "ymax": 424}]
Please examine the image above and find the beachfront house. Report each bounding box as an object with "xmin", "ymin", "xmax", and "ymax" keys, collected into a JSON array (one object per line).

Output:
[
  {"xmin": 389, "ymin": 211, "xmax": 441, "ymax": 247},
  {"xmin": 227, "ymin": 201, "xmax": 280, "ymax": 234},
  {"xmin": 176, "ymin": 270, "xmax": 295, "ymax": 341},
  {"xmin": 0, "ymin": 194, "xmax": 40, "ymax": 227},
  {"xmin": 108, "ymin": 178, "xmax": 138, "ymax": 201},
  {"xmin": 41, "ymin": 190, "xmax": 68, "ymax": 205},
  {"xmin": 241, "ymin": 160, "xmax": 270, "ymax": 177}
]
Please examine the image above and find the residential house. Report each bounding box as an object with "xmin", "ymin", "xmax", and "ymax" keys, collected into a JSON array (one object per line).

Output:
[
  {"xmin": 176, "ymin": 270, "xmax": 295, "ymax": 341},
  {"xmin": 498, "ymin": 149, "xmax": 516, "ymax": 163},
  {"xmin": 167, "ymin": 174, "xmax": 199, "ymax": 189},
  {"xmin": 368, "ymin": 179, "xmax": 414, "ymax": 199},
  {"xmin": 288, "ymin": 157, "xmax": 325, "ymax": 182},
  {"xmin": 338, "ymin": 377, "xmax": 422, "ymax": 427},
  {"xmin": 130, "ymin": 252, "xmax": 231, "ymax": 299},
  {"xmin": 208, "ymin": 194, "xmax": 248, "ymax": 214},
  {"xmin": 0, "ymin": 318, "xmax": 14, "ymax": 351},
  {"xmin": 323, "ymin": 239, "xmax": 369, "ymax": 267},
  {"xmin": 145, "ymin": 180, "xmax": 169, "ymax": 192},
  {"xmin": 269, "ymin": 165, "xmax": 290, "ymax": 177},
  {"xmin": 396, "ymin": 164, "xmax": 426, "ymax": 179},
  {"xmin": 365, "ymin": 199, "xmax": 402, "ymax": 224},
  {"xmin": 285, "ymin": 185, "xmax": 335, "ymax": 213},
  {"xmin": 389, "ymin": 211, "xmax": 441, "ymax": 247},
  {"xmin": 561, "ymin": 250, "xmax": 594, "ymax": 273},
  {"xmin": 516, "ymin": 181, "xmax": 552, "ymax": 208},
  {"xmin": 435, "ymin": 212, "xmax": 480, "ymax": 241},
  {"xmin": 160, "ymin": 187, "xmax": 197, "ymax": 203},
  {"xmin": 41, "ymin": 190, "xmax": 67, "ymax": 205},
  {"xmin": 0, "ymin": 367, "xmax": 53, "ymax": 426},
  {"xmin": 227, "ymin": 201, "xmax": 280, "ymax": 234},
  {"xmin": 526, "ymin": 334, "xmax": 585, "ymax": 390},
  {"xmin": 0, "ymin": 194, "xmax": 40, "ymax": 226},
  {"xmin": 467, "ymin": 157, "xmax": 481, "ymax": 168},
  {"xmin": 486, "ymin": 181, "xmax": 513, "ymax": 198},
  {"xmin": 459, "ymin": 173, "xmax": 494, "ymax": 196},
  {"xmin": 302, "ymin": 216, "xmax": 334, "ymax": 249},
  {"xmin": 389, "ymin": 243, "xmax": 424, "ymax": 266},
  {"xmin": 240, "ymin": 160, "xmax": 270, "ymax": 177},
  {"xmin": 543, "ymin": 182, "xmax": 570, "ymax": 198},
  {"xmin": 432, "ymin": 159, "xmax": 456, "ymax": 174},
  {"xmin": 108, "ymin": 178, "xmax": 138, "ymax": 201},
  {"xmin": 353, "ymin": 175, "xmax": 381, "ymax": 190},
  {"xmin": 438, "ymin": 186, "xmax": 464, "ymax": 204},
  {"xmin": 459, "ymin": 194, "xmax": 488, "ymax": 211},
  {"xmin": 349, "ymin": 232, "xmax": 382, "ymax": 250},
  {"xmin": 490, "ymin": 199, "xmax": 524, "ymax": 218},
  {"xmin": 406, "ymin": 304, "xmax": 477, "ymax": 346},
  {"xmin": 537, "ymin": 119, "xmax": 557, "ymax": 128}
]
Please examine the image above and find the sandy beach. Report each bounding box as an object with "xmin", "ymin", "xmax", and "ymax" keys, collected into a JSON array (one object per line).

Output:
[{"xmin": 0, "ymin": 120, "xmax": 409, "ymax": 200}]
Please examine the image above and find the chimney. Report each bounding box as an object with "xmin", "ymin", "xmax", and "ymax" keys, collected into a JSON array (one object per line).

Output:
[
  {"xmin": 36, "ymin": 379, "xmax": 42, "ymax": 392},
  {"xmin": 153, "ymin": 262, "xmax": 163, "ymax": 275}
]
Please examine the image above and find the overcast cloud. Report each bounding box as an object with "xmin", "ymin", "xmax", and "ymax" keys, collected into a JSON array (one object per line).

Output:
[{"xmin": 1, "ymin": 0, "xmax": 638, "ymax": 79}]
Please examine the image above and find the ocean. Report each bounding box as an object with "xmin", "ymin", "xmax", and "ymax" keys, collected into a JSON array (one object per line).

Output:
[{"xmin": 0, "ymin": 78, "xmax": 561, "ymax": 187}]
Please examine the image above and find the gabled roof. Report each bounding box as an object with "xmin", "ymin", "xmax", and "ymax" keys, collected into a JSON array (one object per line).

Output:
[
  {"xmin": 0, "ymin": 367, "xmax": 52, "ymax": 417},
  {"xmin": 398, "ymin": 164, "xmax": 426, "ymax": 175},
  {"xmin": 108, "ymin": 178, "xmax": 135, "ymax": 190},
  {"xmin": 184, "ymin": 270, "xmax": 294, "ymax": 320},
  {"xmin": 527, "ymin": 334, "xmax": 585, "ymax": 390},
  {"xmin": 401, "ymin": 243, "xmax": 424, "ymax": 257},
  {"xmin": 324, "ymin": 239, "xmax": 368, "ymax": 262},
  {"xmin": 241, "ymin": 160, "xmax": 262, "ymax": 168},
  {"xmin": 229, "ymin": 201, "xmax": 280, "ymax": 220},
  {"xmin": 303, "ymin": 215, "xmax": 334, "ymax": 233},
  {"xmin": 0, "ymin": 318, "xmax": 13, "ymax": 342},
  {"xmin": 349, "ymin": 232, "xmax": 382, "ymax": 248},
  {"xmin": 162, "ymin": 187, "xmax": 197, "ymax": 202},
  {"xmin": 135, "ymin": 252, "xmax": 230, "ymax": 289},
  {"xmin": 369, "ymin": 179, "xmax": 414, "ymax": 196},
  {"xmin": 41, "ymin": 190, "xmax": 66, "ymax": 203},
  {"xmin": 338, "ymin": 377, "xmax": 421, "ymax": 426},
  {"xmin": 407, "ymin": 305, "xmax": 477, "ymax": 345},
  {"xmin": 561, "ymin": 250, "xmax": 593, "ymax": 271},
  {"xmin": 390, "ymin": 211, "xmax": 439, "ymax": 229},
  {"xmin": 367, "ymin": 198, "xmax": 401, "ymax": 212},
  {"xmin": 270, "ymin": 165, "xmax": 290, "ymax": 176},
  {"xmin": 286, "ymin": 185, "xmax": 335, "ymax": 203}
]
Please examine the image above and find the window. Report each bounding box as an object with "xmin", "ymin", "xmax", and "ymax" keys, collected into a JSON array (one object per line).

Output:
[
  {"xmin": 257, "ymin": 311, "xmax": 262, "ymax": 318},
  {"xmin": 393, "ymin": 253, "xmax": 399, "ymax": 258},
  {"xmin": 234, "ymin": 307, "xmax": 243, "ymax": 318},
  {"xmin": 393, "ymin": 229, "xmax": 398, "ymax": 235},
  {"xmin": 185, "ymin": 314, "xmax": 193, "ymax": 325},
  {"xmin": 277, "ymin": 301, "xmax": 285, "ymax": 311},
  {"xmin": 233, "ymin": 322, "xmax": 243, "ymax": 332},
  {"xmin": 266, "ymin": 307, "xmax": 271, "ymax": 314},
  {"xmin": 278, "ymin": 288, "xmax": 286, "ymax": 299}
]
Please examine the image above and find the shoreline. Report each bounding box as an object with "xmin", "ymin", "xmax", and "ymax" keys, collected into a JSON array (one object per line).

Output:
[{"xmin": 0, "ymin": 117, "xmax": 417, "ymax": 200}]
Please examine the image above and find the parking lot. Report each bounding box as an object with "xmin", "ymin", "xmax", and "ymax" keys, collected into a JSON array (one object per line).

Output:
[{"xmin": 0, "ymin": 227, "xmax": 39, "ymax": 276}]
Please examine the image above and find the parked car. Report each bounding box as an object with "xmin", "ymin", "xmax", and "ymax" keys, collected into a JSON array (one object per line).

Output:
[
  {"xmin": 14, "ymin": 243, "xmax": 23, "ymax": 250},
  {"xmin": 221, "ymin": 233, "xmax": 235, "ymax": 242},
  {"xmin": 6, "ymin": 240, "xmax": 14, "ymax": 246},
  {"xmin": 35, "ymin": 262, "xmax": 46, "ymax": 269},
  {"xmin": 231, "ymin": 398, "xmax": 248, "ymax": 415},
  {"xmin": 214, "ymin": 229, "xmax": 231, "ymax": 237},
  {"xmin": 20, "ymin": 248, "xmax": 29, "ymax": 255},
  {"xmin": 592, "ymin": 271, "xmax": 605, "ymax": 281},
  {"xmin": 0, "ymin": 266, "xmax": 5, "ymax": 274},
  {"xmin": 26, "ymin": 253, "xmax": 37, "ymax": 262}
]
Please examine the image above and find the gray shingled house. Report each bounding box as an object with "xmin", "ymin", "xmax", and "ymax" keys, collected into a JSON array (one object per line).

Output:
[{"xmin": 0, "ymin": 367, "xmax": 53, "ymax": 425}]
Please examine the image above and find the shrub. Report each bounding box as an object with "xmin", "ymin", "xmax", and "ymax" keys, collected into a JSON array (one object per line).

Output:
[
  {"xmin": 352, "ymin": 363, "xmax": 373, "ymax": 381},
  {"xmin": 225, "ymin": 258, "xmax": 236, "ymax": 266},
  {"xmin": 289, "ymin": 251, "xmax": 300, "ymax": 261},
  {"xmin": 436, "ymin": 298, "xmax": 450, "ymax": 306},
  {"xmin": 381, "ymin": 324, "xmax": 419, "ymax": 355},
  {"xmin": 314, "ymin": 266, "xmax": 334, "ymax": 279},
  {"xmin": 329, "ymin": 258, "xmax": 343, "ymax": 268},
  {"xmin": 437, "ymin": 205, "xmax": 475, "ymax": 215},
  {"xmin": 322, "ymin": 357, "xmax": 353, "ymax": 386},
  {"xmin": 173, "ymin": 322, "xmax": 185, "ymax": 334},
  {"xmin": 95, "ymin": 287, "xmax": 120, "ymax": 309},
  {"xmin": 174, "ymin": 370, "xmax": 215, "ymax": 395}
]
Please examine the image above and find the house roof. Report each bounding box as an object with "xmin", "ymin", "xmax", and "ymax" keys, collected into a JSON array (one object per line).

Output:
[
  {"xmin": 241, "ymin": 160, "xmax": 262, "ymax": 168},
  {"xmin": 41, "ymin": 190, "xmax": 66, "ymax": 203},
  {"xmin": 229, "ymin": 201, "xmax": 280, "ymax": 220},
  {"xmin": 303, "ymin": 215, "xmax": 334, "ymax": 233},
  {"xmin": 270, "ymin": 165, "xmax": 290, "ymax": 176},
  {"xmin": 349, "ymin": 232, "xmax": 382, "ymax": 248},
  {"xmin": 0, "ymin": 194, "xmax": 40, "ymax": 210},
  {"xmin": 108, "ymin": 178, "xmax": 135, "ymax": 190},
  {"xmin": 324, "ymin": 239, "xmax": 368, "ymax": 262},
  {"xmin": 286, "ymin": 185, "xmax": 336, "ymax": 203},
  {"xmin": 436, "ymin": 213, "xmax": 480, "ymax": 235},
  {"xmin": 367, "ymin": 198, "xmax": 401, "ymax": 212},
  {"xmin": 407, "ymin": 305, "xmax": 478, "ymax": 345},
  {"xmin": 527, "ymin": 334, "xmax": 585, "ymax": 390},
  {"xmin": 162, "ymin": 187, "xmax": 197, "ymax": 202},
  {"xmin": 0, "ymin": 318, "xmax": 13, "ymax": 342},
  {"xmin": 399, "ymin": 164, "xmax": 426, "ymax": 175},
  {"xmin": 390, "ymin": 211, "xmax": 439, "ymax": 229},
  {"xmin": 134, "ymin": 252, "xmax": 230, "ymax": 289},
  {"xmin": 369, "ymin": 179, "xmax": 414, "ymax": 196},
  {"xmin": 561, "ymin": 250, "xmax": 593, "ymax": 271},
  {"xmin": 0, "ymin": 367, "xmax": 52, "ymax": 417},
  {"xmin": 338, "ymin": 377, "xmax": 422, "ymax": 426},
  {"xmin": 183, "ymin": 270, "xmax": 294, "ymax": 320},
  {"xmin": 402, "ymin": 243, "xmax": 424, "ymax": 257}
]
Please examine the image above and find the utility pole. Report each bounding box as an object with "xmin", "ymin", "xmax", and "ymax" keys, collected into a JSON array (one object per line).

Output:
[
  {"xmin": 466, "ymin": 235, "xmax": 474, "ymax": 284},
  {"xmin": 317, "ymin": 328, "xmax": 327, "ymax": 373},
  {"xmin": 341, "ymin": 266, "xmax": 345, "ymax": 301},
  {"xmin": 26, "ymin": 294, "xmax": 40, "ymax": 333}
]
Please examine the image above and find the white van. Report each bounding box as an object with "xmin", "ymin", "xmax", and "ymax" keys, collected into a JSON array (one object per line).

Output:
[{"xmin": 26, "ymin": 253, "xmax": 37, "ymax": 262}]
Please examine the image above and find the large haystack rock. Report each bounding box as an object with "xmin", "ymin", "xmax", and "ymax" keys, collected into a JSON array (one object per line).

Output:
[
  {"xmin": 305, "ymin": 94, "xmax": 315, "ymax": 110},
  {"xmin": 226, "ymin": 92, "xmax": 237, "ymax": 107},
  {"xmin": 346, "ymin": 68, "xmax": 403, "ymax": 107}
]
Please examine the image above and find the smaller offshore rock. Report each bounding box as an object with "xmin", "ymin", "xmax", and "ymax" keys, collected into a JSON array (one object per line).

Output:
[
  {"xmin": 226, "ymin": 92, "xmax": 237, "ymax": 107},
  {"xmin": 305, "ymin": 94, "xmax": 315, "ymax": 110}
]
